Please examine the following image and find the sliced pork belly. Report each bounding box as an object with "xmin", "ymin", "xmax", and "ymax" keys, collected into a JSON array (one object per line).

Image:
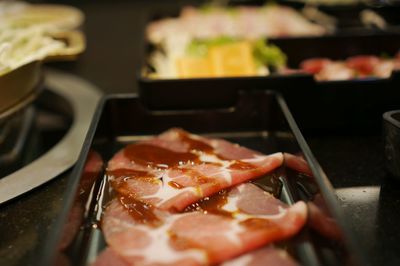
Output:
[
  {"xmin": 107, "ymin": 128, "xmax": 283, "ymax": 212},
  {"xmin": 101, "ymin": 183, "xmax": 306, "ymax": 266},
  {"xmin": 221, "ymin": 246, "xmax": 298, "ymax": 266}
]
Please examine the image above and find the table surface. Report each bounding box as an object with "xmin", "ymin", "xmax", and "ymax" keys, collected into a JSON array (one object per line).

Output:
[{"xmin": 1, "ymin": 1, "xmax": 400, "ymax": 265}]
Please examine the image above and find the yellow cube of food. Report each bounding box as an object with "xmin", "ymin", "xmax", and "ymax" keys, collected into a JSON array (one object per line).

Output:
[
  {"xmin": 176, "ymin": 57, "xmax": 213, "ymax": 78},
  {"xmin": 209, "ymin": 41, "xmax": 257, "ymax": 77}
]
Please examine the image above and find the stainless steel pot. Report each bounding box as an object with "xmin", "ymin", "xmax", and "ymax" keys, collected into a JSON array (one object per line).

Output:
[{"xmin": 0, "ymin": 30, "xmax": 85, "ymax": 123}]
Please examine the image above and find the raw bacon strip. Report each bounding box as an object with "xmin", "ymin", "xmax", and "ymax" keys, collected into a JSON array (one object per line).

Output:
[
  {"xmin": 221, "ymin": 246, "xmax": 299, "ymax": 266},
  {"xmin": 101, "ymin": 183, "xmax": 306, "ymax": 266},
  {"xmin": 107, "ymin": 128, "xmax": 283, "ymax": 212}
]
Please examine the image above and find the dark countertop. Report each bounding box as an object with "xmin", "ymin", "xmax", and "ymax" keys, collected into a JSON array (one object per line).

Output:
[{"xmin": 1, "ymin": 1, "xmax": 400, "ymax": 265}]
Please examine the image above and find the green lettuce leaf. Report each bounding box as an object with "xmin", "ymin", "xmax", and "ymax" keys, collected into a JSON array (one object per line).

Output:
[{"xmin": 253, "ymin": 39, "xmax": 286, "ymax": 68}]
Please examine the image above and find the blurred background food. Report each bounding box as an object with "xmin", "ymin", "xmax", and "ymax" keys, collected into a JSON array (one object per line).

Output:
[
  {"xmin": 145, "ymin": 4, "xmax": 326, "ymax": 79},
  {"xmin": 0, "ymin": 1, "xmax": 84, "ymax": 76}
]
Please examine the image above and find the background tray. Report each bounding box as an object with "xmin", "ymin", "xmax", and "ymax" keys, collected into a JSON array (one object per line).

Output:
[
  {"xmin": 139, "ymin": 31, "xmax": 400, "ymax": 133},
  {"xmin": 138, "ymin": 1, "xmax": 400, "ymax": 133}
]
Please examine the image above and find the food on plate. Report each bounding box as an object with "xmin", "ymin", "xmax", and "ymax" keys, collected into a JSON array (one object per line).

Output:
[
  {"xmin": 58, "ymin": 151, "xmax": 103, "ymax": 250},
  {"xmin": 308, "ymin": 194, "xmax": 343, "ymax": 241},
  {"xmin": 147, "ymin": 38, "xmax": 286, "ymax": 78},
  {"xmin": 107, "ymin": 128, "xmax": 284, "ymax": 212},
  {"xmin": 0, "ymin": 27, "xmax": 66, "ymax": 75},
  {"xmin": 99, "ymin": 183, "xmax": 306, "ymax": 265},
  {"xmin": 93, "ymin": 244, "xmax": 299, "ymax": 266},
  {"xmin": 148, "ymin": 38, "xmax": 286, "ymax": 78},
  {"xmin": 284, "ymin": 153, "xmax": 313, "ymax": 177},
  {"xmin": 297, "ymin": 54, "xmax": 400, "ymax": 81},
  {"xmin": 0, "ymin": 1, "xmax": 85, "ymax": 75},
  {"xmin": 93, "ymin": 128, "xmax": 308, "ymax": 265},
  {"xmin": 0, "ymin": 1, "xmax": 83, "ymax": 30},
  {"xmin": 221, "ymin": 246, "xmax": 299, "ymax": 266},
  {"xmin": 145, "ymin": 4, "xmax": 326, "ymax": 79},
  {"xmin": 144, "ymin": 3, "xmax": 398, "ymax": 82}
]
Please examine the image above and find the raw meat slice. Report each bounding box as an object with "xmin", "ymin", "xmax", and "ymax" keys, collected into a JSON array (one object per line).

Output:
[
  {"xmin": 284, "ymin": 153, "xmax": 313, "ymax": 176},
  {"xmin": 300, "ymin": 58, "xmax": 331, "ymax": 74},
  {"xmin": 346, "ymin": 55, "xmax": 380, "ymax": 76},
  {"xmin": 297, "ymin": 54, "xmax": 400, "ymax": 81},
  {"xmin": 91, "ymin": 248, "xmax": 130, "ymax": 266},
  {"xmin": 146, "ymin": 5, "xmax": 326, "ymax": 46},
  {"xmin": 102, "ymin": 199, "xmax": 207, "ymax": 266},
  {"xmin": 59, "ymin": 150, "xmax": 103, "ymax": 250},
  {"xmin": 316, "ymin": 62, "xmax": 354, "ymax": 81},
  {"xmin": 221, "ymin": 246, "xmax": 298, "ymax": 266},
  {"xmin": 107, "ymin": 128, "xmax": 283, "ymax": 212},
  {"xmin": 101, "ymin": 183, "xmax": 306, "ymax": 266},
  {"xmin": 308, "ymin": 194, "xmax": 343, "ymax": 241}
]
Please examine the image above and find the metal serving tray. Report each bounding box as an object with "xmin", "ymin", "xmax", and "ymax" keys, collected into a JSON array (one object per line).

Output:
[
  {"xmin": 39, "ymin": 91, "xmax": 367, "ymax": 266},
  {"xmin": 138, "ymin": 6, "xmax": 400, "ymax": 132}
]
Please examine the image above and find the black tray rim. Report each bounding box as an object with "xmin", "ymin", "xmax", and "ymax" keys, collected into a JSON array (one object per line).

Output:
[
  {"xmin": 383, "ymin": 110, "xmax": 400, "ymax": 129},
  {"xmin": 39, "ymin": 92, "xmax": 369, "ymax": 266}
]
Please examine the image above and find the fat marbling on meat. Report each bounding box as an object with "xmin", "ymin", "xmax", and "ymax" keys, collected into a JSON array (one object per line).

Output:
[
  {"xmin": 107, "ymin": 128, "xmax": 284, "ymax": 212},
  {"xmin": 93, "ymin": 129, "xmax": 307, "ymax": 266},
  {"xmin": 98, "ymin": 183, "xmax": 306, "ymax": 266}
]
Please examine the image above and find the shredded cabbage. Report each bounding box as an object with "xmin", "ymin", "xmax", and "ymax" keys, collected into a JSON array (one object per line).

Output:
[{"xmin": 0, "ymin": 1, "xmax": 66, "ymax": 75}]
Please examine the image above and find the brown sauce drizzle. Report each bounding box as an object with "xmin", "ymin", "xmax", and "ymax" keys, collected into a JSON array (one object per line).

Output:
[
  {"xmin": 168, "ymin": 181, "xmax": 184, "ymax": 189},
  {"xmin": 119, "ymin": 196, "xmax": 160, "ymax": 226},
  {"xmin": 124, "ymin": 143, "xmax": 199, "ymax": 168},
  {"xmin": 177, "ymin": 131, "xmax": 258, "ymax": 171},
  {"xmin": 229, "ymin": 161, "xmax": 256, "ymax": 170},
  {"xmin": 107, "ymin": 168, "xmax": 153, "ymax": 179},
  {"xmin": 177, "ymin": 131, "xmax": 214, "ymax": 152},
  {"xmin": 240, "ymin": 218, "xmax": 279, "ymax": 231},
  {"xmin": 109, "ymin": 132, "xmax": 261, "ymax": 226},
  {"xmin": 184, "ymin": 189, "xmax": 233, "ymax": 218},
  {"xmin": 108, "ymin": 175, "xmax": 161, "ymax": 226}
]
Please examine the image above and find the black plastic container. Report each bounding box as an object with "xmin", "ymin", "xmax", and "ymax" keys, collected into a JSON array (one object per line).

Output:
[
  {"xmin": 40, "ymin": 91, "xmax": 367, "ymax": 266},
  {"xmin": 139, "ymin": 32, "xmax": 400, "ymax": 133}
]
